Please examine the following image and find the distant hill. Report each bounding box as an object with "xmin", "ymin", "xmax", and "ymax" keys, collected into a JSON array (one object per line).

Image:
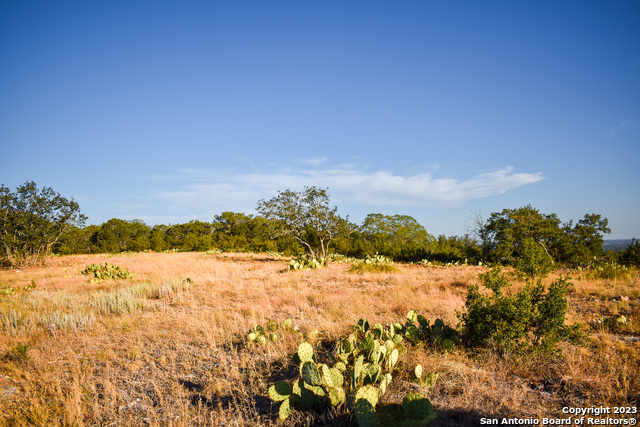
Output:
[{"xmin": 603, "ymin": 239, "xmax": 635, "ymax": 252}]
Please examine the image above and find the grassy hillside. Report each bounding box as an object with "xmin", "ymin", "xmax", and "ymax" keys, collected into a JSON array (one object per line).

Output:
[{"xmin": 1, "ymin": 252, "xmax": 638, "ymax": 426}]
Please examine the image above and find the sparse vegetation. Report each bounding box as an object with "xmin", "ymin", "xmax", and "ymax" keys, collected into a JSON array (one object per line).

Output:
[
  {"xmin": 0, "ymin": 251, "xmax": 637, "ymax": 426},
  {"xmin": 1, "ymin": 183, "xmax": 637, "ymax": 426}
]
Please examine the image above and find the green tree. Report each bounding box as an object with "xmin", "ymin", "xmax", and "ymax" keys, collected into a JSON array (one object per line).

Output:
[
  {"xmin": 57, "ymin": 224, "xmax": 100, "ymax": 255},
  {"xmin": 558, "ymin": 214, "xmax": 611, "ymax": 265},
  {"xmin": 256, "ymin": 187, "xmax": 344, "ymax": 260},
  {"xmin": 360, "ymin": 214, "xmax": 434, "ymax": 262},
  {"xmin": 479, "ymin": 205, "xmax": 562, "ymax": 265},
  {"xmin": 91, "ymin": 218, "xmax": 151, "ymax": 253},
  {"xmin": 620, "ymin": 238, "xmax": 640, "ymax": 267},
  {"xmin": 0, "ymin": 181, "xmax": 86, "ymax": 267},
  {"xmin": 150, "ymin": 224, "xmax": 170, "ymax": 252},
  {"xmin": 428, "ymin": 234, "xmax": 480, "ymax": 263},
  {"xmin": 479, "ymin": 206, "xmax": 611, "ymax": 268},
  {"xmin": 165, "ymin": 220, "xmax": 214, "ymax": 251},
  {"xmin": 212, "ymin": 211, "xmax": 278, "ymax": 252}
]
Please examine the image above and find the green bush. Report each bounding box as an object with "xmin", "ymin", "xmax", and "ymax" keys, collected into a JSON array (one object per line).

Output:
[
  {"xmin": 458, "ymin": 268, "xmax": 581, "ymax": 355},
  {"xmin": 515, "ymin": 238, "xmax": 554, "ymax": 278}
]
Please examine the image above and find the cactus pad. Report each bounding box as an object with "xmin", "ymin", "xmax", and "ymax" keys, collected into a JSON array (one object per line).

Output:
[
  {"xmin": 389, "ymin": 348, "xmax": 399, "ymax": 369},
  {"xmin": 417, "ymin": 314, "xmax": 429, "ymax": 328},
  {"xmin": 281, "ymin": 318, "xmax": 292, "ymax": 329},
  {"xmin": 403, "ymin": 393, "xmax": 436, "ymax": 421},
  {"xmin": 414, "ymin": 364, "xmax": 423, "ymax": 380},
  {"xmin": 266, "ymin": 319, "xmax": 278, "ymax": 332},
  {"xmin": 297, "ymin": 342, "xmax": 314, "ymax": 363},
  {"xmin": 268, "ymin": 381, "xmax": 292, "ymax": 401},
  {"xmin": 355, "ymin": 385, "xmax": 379, "ymax": 427},
  {"xmin": 292, "ymin": 379, "xmax": 315, "ymax": 408},
  {"xmin": 300, "ymin": 361, "xmax": 323, "ymax": 386},
  {"xmin": 327, "ymin": 386, "xmax": 345, "ymax": 406},
  {"xmin": 352, "ymin": 354, "xmax": 364, "ymax": 385},
  {"xmin": 278, "ymin": 397, "xmax": 293, "ymax": 420},
  {"xmin": 355, "ymin": 384, "xmax": 379, "ymax": 408}
]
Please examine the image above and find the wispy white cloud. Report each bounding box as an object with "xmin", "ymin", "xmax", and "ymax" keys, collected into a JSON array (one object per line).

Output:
[
  {"xmin": 606, "ymin": 116, "xmax": 633, "ymax": 140},
  {"xmin": 152, "ymin": 164, "xmax": 544, "ymax": 215}
]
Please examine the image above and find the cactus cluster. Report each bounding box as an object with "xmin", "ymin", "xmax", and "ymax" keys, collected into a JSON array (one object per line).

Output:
[
  {"xmin": 362, "ymin": 254, "xmax": 393, "ymax": 265},
  {"xmin": 402, "ymin": 310, "xmax": 461, "ymax": 351},
  {"xmin": 247, "ymin": 318, "xmax": 292, "ymax": 345},
  {"xmin": 288, "ymin": 254, "xmax": 326, "ymax": 271},
  {"xmin": 375, "ymin": 393, "xmax": 438, "ymax": 426},
  {"xmin": 203, "ymin": 248, "xmax": 222, "ymax": 255},
  {"xmin": 268, "ymin": 313, "xmax": 439, "ymax": 425},
  {"xmin": 269, "ymin": 341, "xmax": 347, "ymax": 420},
  {"xmin": 79, "ymin": 263, "xmax": 134, "ymax": 283},
  {"xmin": 348, "ymin": 254, "xmax": 400, "ymax": 274}
]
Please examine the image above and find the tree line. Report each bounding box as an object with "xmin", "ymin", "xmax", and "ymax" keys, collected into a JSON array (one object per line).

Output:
[{"xmin": 2, "ymin": 181, "xmax": 637, "ymax": 269}]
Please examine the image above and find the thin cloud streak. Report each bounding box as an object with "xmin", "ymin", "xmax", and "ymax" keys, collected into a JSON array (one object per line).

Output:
[{"xmin": 155, "ymin": 165, "xmax": 545, "ymax": 213}]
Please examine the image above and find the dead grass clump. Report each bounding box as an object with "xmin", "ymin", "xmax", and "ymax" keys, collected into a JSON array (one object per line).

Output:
[{"xmin": 347, "ymin": 263, "xmax": 401, "ymax": 274}]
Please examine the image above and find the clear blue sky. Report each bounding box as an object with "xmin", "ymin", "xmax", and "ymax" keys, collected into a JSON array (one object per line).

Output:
[{"xmin": 1, "ymin": 1, "xmax": 639, "ymax": 239}]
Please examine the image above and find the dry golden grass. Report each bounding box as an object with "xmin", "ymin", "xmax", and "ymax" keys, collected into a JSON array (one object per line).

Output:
[{"xmin": 0, "ymin": 252, "xmax": 638, "ymax": 426}]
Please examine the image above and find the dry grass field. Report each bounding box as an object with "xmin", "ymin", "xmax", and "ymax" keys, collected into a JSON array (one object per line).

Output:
[{"xmin": 0, "ymin": 252, "xmax": 638, "ymax": 426}]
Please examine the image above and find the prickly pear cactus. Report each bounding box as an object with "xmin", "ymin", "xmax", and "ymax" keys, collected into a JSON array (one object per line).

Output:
[
  {"xmin": 354, "ymin": 385, "xmax": 380, "ymax": 427},
  {"xmin": 300, "ymin": 361, "xmax": 323, "ymax": 386},
  {"xmin": 297, "ymin": 342, "xmax": 315, "ymax": 363},
  {"xmin": 268, "ymin": 381, "xmax": 292, "ymax": 401},
  {"xmin": 278, "ymin": 396, "xmax": 293, "ymax": 420},
  {"xmin": 266, "ymin": 316, "xmax": 440, "ymax": 425},
  {"xmin": 403, "ymin": 392, "xmax": 437, "ymax": 424}
]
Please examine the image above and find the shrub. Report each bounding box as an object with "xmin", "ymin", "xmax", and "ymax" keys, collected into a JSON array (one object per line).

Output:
[
  {"xmin": 515, "ymin": 238, "xmax": 554, "ymax": 278},
  {"xmin": 458, "ymin": 268, "xmax": 581, "ymax": 355}
]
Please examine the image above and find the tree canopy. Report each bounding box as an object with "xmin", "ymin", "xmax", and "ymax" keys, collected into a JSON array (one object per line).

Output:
[
  {"xmin": 360, "ymin": 213, "xmax": 434, "ymax": 262},
  {"xmin": 256, "ymin": 186, "xmax": 345, "ymax": 260},
  {"xmin": 1, "ymin": 181, "xmax": 618, "ymax": 271},
  {"xmin": 1, "ymin": 181, "xmax": 86, "ymax": 267},
  {"xmin": 478, "ymin": 205, "xmax": 611, "ymax": 267}
]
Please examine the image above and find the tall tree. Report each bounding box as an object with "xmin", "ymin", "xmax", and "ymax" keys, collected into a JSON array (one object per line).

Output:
[
  {"xmin": 360, "ymin": 213, "xmax": 434, "ymax": 261},
  {"xmin": 479, "ymin": 205, "xmax": 562, "ymax": 265},
  {"xmin": 0, "ymin": 181, "xmax": 86, "ymax": 267},
  {"xmin": 91, "ymin": 218, "xmax": 151, "ymax": 253},
  {"xmin": 256, "ymin": 186, "xmax": 344, "ymax": 260},
  {"xmin": 558, "ymin": 214, "xmax": 611, "ymax": 265},
  {"xmin": 479, "ymin": 205, "xmax": 611, "ymax": 267}
]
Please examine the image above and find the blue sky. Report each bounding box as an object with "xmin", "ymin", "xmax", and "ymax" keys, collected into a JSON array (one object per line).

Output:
[{"xmin": 1, "ymin": 1, "xmax": 639, "ymax": 239}]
